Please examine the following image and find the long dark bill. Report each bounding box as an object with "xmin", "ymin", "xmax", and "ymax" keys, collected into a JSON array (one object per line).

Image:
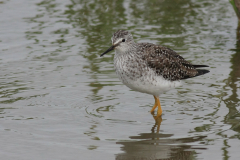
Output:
[{"xmin": 100, "ymin": 45, "xmax": 115, "ymax": 57}]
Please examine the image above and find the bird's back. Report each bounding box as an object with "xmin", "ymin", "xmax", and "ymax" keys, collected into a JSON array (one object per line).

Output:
[{"xmin": 137, "ymin": 43, "xmax": 209, "ymax": 81}]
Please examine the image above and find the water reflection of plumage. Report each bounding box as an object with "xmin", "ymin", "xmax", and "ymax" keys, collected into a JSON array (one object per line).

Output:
[{"xmin": 115, "ymin": 116, "xmax": 207, "ymax": 160}]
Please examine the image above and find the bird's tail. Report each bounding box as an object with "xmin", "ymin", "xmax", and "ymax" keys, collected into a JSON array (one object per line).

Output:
[
  {"xmin": 192, "ymin": 65, "xmax": 209, "ymax": 68},
  {"xmin": 196, "ymin": 69, "xmax": 210, "ymax": 76},
  {"xmin": 192, "ymin": 64, "xmax": 210, "ymax": 76}
]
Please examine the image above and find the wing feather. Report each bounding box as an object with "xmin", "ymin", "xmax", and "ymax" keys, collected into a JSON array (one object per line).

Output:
[{"xmin": 140, "ymin": 43, "xmax": 209, "ymax": 81}]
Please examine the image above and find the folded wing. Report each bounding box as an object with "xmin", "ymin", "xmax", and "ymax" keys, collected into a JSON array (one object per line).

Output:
[{"xmin": 141, "ymin": 43, "xmax": 209, "ymax": 81}]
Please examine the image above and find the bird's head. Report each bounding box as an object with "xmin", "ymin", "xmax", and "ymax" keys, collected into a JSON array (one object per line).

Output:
[{"xmin": 100, "ymin": 30, "xmax": 134, "ymax": 57}]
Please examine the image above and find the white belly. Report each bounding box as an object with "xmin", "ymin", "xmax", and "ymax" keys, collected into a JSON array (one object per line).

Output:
[{"xmin": 119, "ymin": 70, "xmax": 182, "ymax": 96}]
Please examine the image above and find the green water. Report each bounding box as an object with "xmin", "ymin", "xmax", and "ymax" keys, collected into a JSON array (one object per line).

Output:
[{"xmin": 0, "ymin": 0, "xmax": 239, "ymax": 159}]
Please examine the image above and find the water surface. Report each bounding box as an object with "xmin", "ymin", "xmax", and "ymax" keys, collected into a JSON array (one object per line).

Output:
[{"xmin": 0, "ymin": 0, "xmax": 239, "ymax": 159}]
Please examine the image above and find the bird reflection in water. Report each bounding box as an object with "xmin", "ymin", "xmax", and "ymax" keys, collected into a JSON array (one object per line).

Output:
[
  {"xmin": 115, "ymin": 115, "xmax": 207, "ymax": 160},
  {"xmin": 151, "ymin": 112, "xmax": 163, "ymax": 134}
]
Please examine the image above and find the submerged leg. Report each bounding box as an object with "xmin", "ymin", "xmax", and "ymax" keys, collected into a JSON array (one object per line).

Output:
[{"xmin": 151, "ymin": 112, "xmax": 163, "ymax": 133}]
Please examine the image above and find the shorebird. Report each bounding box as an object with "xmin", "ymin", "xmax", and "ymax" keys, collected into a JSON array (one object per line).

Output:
[{"xmin": 100, "ymin": 30, "xmax": 209, "ymax": 117}]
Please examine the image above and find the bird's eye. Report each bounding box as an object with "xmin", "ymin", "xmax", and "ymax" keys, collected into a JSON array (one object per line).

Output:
[{"xmin": 122, "ymin": 39, "xmax": 125, "ymax": 42}]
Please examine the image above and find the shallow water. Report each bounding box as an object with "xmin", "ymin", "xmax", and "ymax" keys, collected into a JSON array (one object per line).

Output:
[{"xmin": 0, "ymin": 0, "xmax": 240, "ymax": 159}]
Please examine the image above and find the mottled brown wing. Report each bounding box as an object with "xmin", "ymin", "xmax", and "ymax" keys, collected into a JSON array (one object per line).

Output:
[{"xmin": 141, "ymin": 43, "xmax": 200, "ymax": 81}]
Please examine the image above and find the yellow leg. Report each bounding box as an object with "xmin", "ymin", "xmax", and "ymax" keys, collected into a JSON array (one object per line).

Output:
[
  {"xmin": 150, "ymin": 96, "xmax": 158, "ymax": 113},
  {"xmin": 156, "ymin": 97, "xmax": 162, "ymax": 116},
  {"xmin": 150, "ymin": 96, "xmax": 162, "ymax": 117}
]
